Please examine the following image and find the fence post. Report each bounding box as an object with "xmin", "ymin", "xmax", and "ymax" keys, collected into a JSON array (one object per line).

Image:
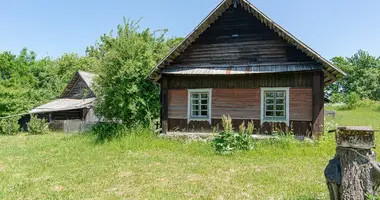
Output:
[{"xmin": 325, "ymin": 126, "xmax": 380, "ymax": 200}]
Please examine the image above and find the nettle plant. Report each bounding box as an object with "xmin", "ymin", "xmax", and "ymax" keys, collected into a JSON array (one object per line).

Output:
[{"xmin": 212, "ymin": 115, "xmax": 254, "ymax": 154}]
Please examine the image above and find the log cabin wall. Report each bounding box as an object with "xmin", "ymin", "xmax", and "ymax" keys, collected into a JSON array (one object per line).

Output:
[{"xmin": 166, "ymin": 73, "xmax": 318, "ymax": 136}]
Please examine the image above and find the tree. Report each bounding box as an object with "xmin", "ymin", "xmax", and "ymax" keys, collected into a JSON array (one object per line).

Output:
[
  {"xmin": 328, "ymin": 50, "xmax": 380, "ymax": 101},
  {"xmin": 88, "ymin": 19, "xmax": 181, "ymax": 127}
]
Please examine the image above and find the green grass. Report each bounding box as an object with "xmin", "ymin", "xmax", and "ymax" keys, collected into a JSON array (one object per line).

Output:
[{"xmin": 0, "ymin": 105, "xmax": 380, "ymax": 199}]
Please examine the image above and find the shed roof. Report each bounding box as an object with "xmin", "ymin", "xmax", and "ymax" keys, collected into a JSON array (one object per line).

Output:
[
  {"xmin": 148, "ymin": 0, "xmax": 345, "ymax": 86},
  {"xmin": 29, "ymin": 98, "xmax": 96, "ymax": 114},
  {"xmin": 162, "ymin": 63, "xmax": 320, "ymax": 75}
]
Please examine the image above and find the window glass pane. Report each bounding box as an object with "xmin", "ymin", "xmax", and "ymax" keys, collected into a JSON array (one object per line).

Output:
[
  {"xmin": 192, "ymin": 105, "xmax": 199, "ymax": 111},
  {"xmin": 192, "ymin": 111, "xmax": 199, "ymax": 116},
  {"xmin": 201, "ymin": 93, "xmax": 208, "ymax": 98},
  {"xmin": 201, "ymin": 111, "xmax": 208, "ymax": 116},
  {"xmin": 276, "ymin": 105, "xmax": 284, "ymax": 110},
  {"xmin": 201, "ymin": 99, "xmax": 208, "ymax": 104},
  {"xmin": 201, "ymin": 105, "xmax": 208, "ymax": 110},
  {"xmin": 276, "ymin": 98, "xmax": 284, "ymax": 104},
  {"xmin": 266, "ymin": 111, "xmax": 274, "ymax": 117},
  {"xmin": 266, "ymin": 92, "xmax": 274, "ymax": 98},
  {"xmin": 266, "ymin": 98, "xmax": 274, "ymax": 104},
  {"xmin": 192, "ymin": 93, "xmax": 199, "ymax": 99},
  {"xmin": 276, "ymin": 111, "xmax": 285, "ymax": 117},
  {"xmin": 266, "ymin": 105, "xmax": 274, "ymax": 111},
  {"xmin": 192, "ymin": 99, "xmax": 199, "ymax": 105},
  {"xmin": 276, "ymin": 92, "xmax": 285, "ymax": 97}
]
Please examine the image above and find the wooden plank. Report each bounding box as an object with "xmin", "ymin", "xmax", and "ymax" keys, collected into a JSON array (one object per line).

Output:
[
  {"xmin": 161, "ymin": 77, "xmax": 169, "ymax": 134},
  {"xmin": 312, "ymin": 71, "xmax": 324, "ymax": 137}
]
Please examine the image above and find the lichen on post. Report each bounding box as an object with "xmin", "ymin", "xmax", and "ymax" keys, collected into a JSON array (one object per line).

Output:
[{"xmin": 325, "ymin": 126, "xmax": 380, "ymax": 200}]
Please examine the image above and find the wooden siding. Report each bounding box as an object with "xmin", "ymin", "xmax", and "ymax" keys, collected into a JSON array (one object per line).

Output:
[
  {"xmin": 212, "ymin": 88, "xmax": 260, "ymax": 119},
  {"xmin": 167, "ymin": 87, "xmax": 314, "ymax": 135},
  {"xmin": 168, "ymin": 89, "xmax": 187, "ymax": 119},
  {"xmin": 51, "ymin": 109, "xmax": 83, "ymax": 120},
  {"xmin": 167, "ymin": 72, "xmax": 314, "ymax": 89},
  {"xmin": 170, "ymin": 5, "xmax": 316, "ymax": 67},
  {"xmin": 290, "ymin": 88, "xmax": 312, "ymax": 121},
  {"xmin": 63, "ymin": 77, "xmax": 95, "ymax": 99}
]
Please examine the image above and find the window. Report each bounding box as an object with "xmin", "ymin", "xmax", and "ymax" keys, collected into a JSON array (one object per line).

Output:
[
  {"xmin": 187, "ymin": 89, "xmax": 212, "ymax": 123},
  {"xmin": 260, "ymin": 88, "xmax": 289, "ymax": 124}
]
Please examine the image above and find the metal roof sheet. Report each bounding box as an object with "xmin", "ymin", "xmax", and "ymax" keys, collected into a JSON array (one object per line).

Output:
[
  {"xmin": 77, "ymin": 71, "xmax": 97, "ymax": 91},
  {"xmin": 161, "ymin": 64, "xmax": 321, "ymax": 75},
  {"xmin": 29, "ymin": 98, "xmax": 96, "ymax": 114}
]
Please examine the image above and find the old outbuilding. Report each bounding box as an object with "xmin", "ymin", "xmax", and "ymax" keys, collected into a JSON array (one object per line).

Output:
[
  {"xmin": 148, "ymin": 0, "xmax": 345, "ymax": 136},
  {"xmin": 29, "ymin": 70, "xmax": 99, "ymax": 132}
]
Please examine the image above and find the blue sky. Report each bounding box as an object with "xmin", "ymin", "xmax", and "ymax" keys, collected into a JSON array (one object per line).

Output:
[{"xmin": 1, "ymin": 0, "xmax": 379, "ymax": 59}]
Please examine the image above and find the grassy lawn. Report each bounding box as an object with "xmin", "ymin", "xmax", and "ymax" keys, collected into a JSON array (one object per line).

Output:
[{"xmin": 1, "ymin": 105, "xmax": 380, "ymax": 199}]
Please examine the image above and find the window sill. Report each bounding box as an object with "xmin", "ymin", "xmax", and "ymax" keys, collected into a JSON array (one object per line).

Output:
[{"xmin": 261, "ymin": 119, "xmax": 288, "ymax": 124}]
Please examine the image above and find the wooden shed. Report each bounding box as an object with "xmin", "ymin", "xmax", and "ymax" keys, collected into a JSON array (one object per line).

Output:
[
  {"xmin": 148, "ymin": 0, "xmax": 345, "ymax": 136},
  {"xmin": 29, "ymin": 71, "xmax": 99, "ymax": 132}
]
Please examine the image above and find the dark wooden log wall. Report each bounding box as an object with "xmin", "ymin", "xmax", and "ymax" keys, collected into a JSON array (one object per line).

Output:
[
  {"xmin": 170, "ymin": 5, "xmax": 317, "ymax": 67},
  {"xmin": 51, "ymin": 109, "xmax": 83, "ymax": 120},
  {"xmin": 168, "ymin": 72, "xmax": 314, "ymax": 89},
  {"xmin": 312, "ymin": 71, "xmax": 325, "ymax": 136},
  {"xmin": 168, "ymin": 119, "xmax": 312, "ymax": 136}
]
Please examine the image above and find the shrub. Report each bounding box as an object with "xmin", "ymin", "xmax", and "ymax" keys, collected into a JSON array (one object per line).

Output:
[
  {"xmin": 212, "ymin": 115, "xmax": 254, "ymax": 154},
  {"xmin": 344, "ymin": 92, "xmax": 360, "ymax": 110},
  {"xmin": 330, "ymin": 93, "xmax": 344, "ymax": 104},
  {"xmin": 0, "ymin": 117, "xmax": 20, "ymax": 135},
  {"xmin": 28, "ymin": 115, "xmax": 49, "ymax": 135},
  {"xmin": 91, "ymin": 123, "xmax": 127, "ymax": 143}
]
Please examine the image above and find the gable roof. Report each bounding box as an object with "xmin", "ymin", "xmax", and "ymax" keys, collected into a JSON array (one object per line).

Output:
[
  {"xmin": 60, "ymin": 70, "xmax": 98, "ymax": 98},
  {"xmin": 148, "ymin": 0, "xmax": 345, "ymax": 86}
]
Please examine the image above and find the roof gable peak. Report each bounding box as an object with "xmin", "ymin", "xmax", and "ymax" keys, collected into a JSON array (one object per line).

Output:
[{"xmin": 148, "ymin": 0, "xmax": 345, "ymax": 86}]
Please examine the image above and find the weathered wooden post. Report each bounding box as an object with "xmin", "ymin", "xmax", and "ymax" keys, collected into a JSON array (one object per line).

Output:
[{"xmin": 325, "ymin": 126, "xmax": 380, "ymax": 200}]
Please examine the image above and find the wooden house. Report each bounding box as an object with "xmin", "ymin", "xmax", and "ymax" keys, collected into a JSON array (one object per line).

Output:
[
  {"xmin": 148, "ymin": 0, "xmax": 345, "ymax": 136},
  {"xmin": 29, "ymin": 71, "xmax": 99, "ymax": 132}
]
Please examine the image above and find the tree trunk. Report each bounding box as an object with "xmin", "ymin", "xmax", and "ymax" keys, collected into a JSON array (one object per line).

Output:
[{"xmin": 337, "ymin": 147, "xmax": 374, "ymax": 200}]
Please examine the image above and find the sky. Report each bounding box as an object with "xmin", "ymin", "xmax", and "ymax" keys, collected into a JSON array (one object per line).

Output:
[{"xmin": 1, "ymin": 0, "xmax": 379, "ymax": 60}]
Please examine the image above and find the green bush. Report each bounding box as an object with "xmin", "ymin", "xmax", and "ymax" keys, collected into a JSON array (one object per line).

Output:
[
  {"xmin": 330, "ymin": 93, "xmax": 344, "ymax": 104},
  {"xmin": 28, "ymin": 115, "xmax": 49, "ymax": 135},
  {"xmin": 91, "ymin": 123, "xmax": 127, "ymax": 143},
  {"xmin": 0, "ymin": 117, "xmax": 20, "ymax": 135},
  {"xmin": 212, "ymin": 115, "xmax": 254, "ymax": 154},
  {"xmin": 344, "ymin": 92, "xmax": 360, "ymax": 110}
]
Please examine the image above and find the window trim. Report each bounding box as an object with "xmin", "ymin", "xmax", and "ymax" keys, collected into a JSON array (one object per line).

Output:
[
  {"xmin": 260, "ymin": 87, "xmax": 290, "ymax": 125},
  {"xmin": 187, "ymin": 88, "xmax": 212, "ymax": 124}
]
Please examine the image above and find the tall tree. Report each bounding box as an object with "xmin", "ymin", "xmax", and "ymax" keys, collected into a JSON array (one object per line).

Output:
[{"xmin": 88, "ymin": 19, "xmax": 182, "ymax": 126}]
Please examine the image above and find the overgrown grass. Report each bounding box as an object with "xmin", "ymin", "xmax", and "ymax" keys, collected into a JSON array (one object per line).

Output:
[{"xmin": 0, "ymin": 105, "xmax": 379, "ymax": 199}]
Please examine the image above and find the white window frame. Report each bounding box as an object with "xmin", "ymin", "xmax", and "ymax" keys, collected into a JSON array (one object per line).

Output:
[
  {"xmin": 260, "ymin": 87, "xmax": 290, "ymax": 125},
  {"xmin": 187, "ymin": 88, "xmax": 212, "ymax": 124}
]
